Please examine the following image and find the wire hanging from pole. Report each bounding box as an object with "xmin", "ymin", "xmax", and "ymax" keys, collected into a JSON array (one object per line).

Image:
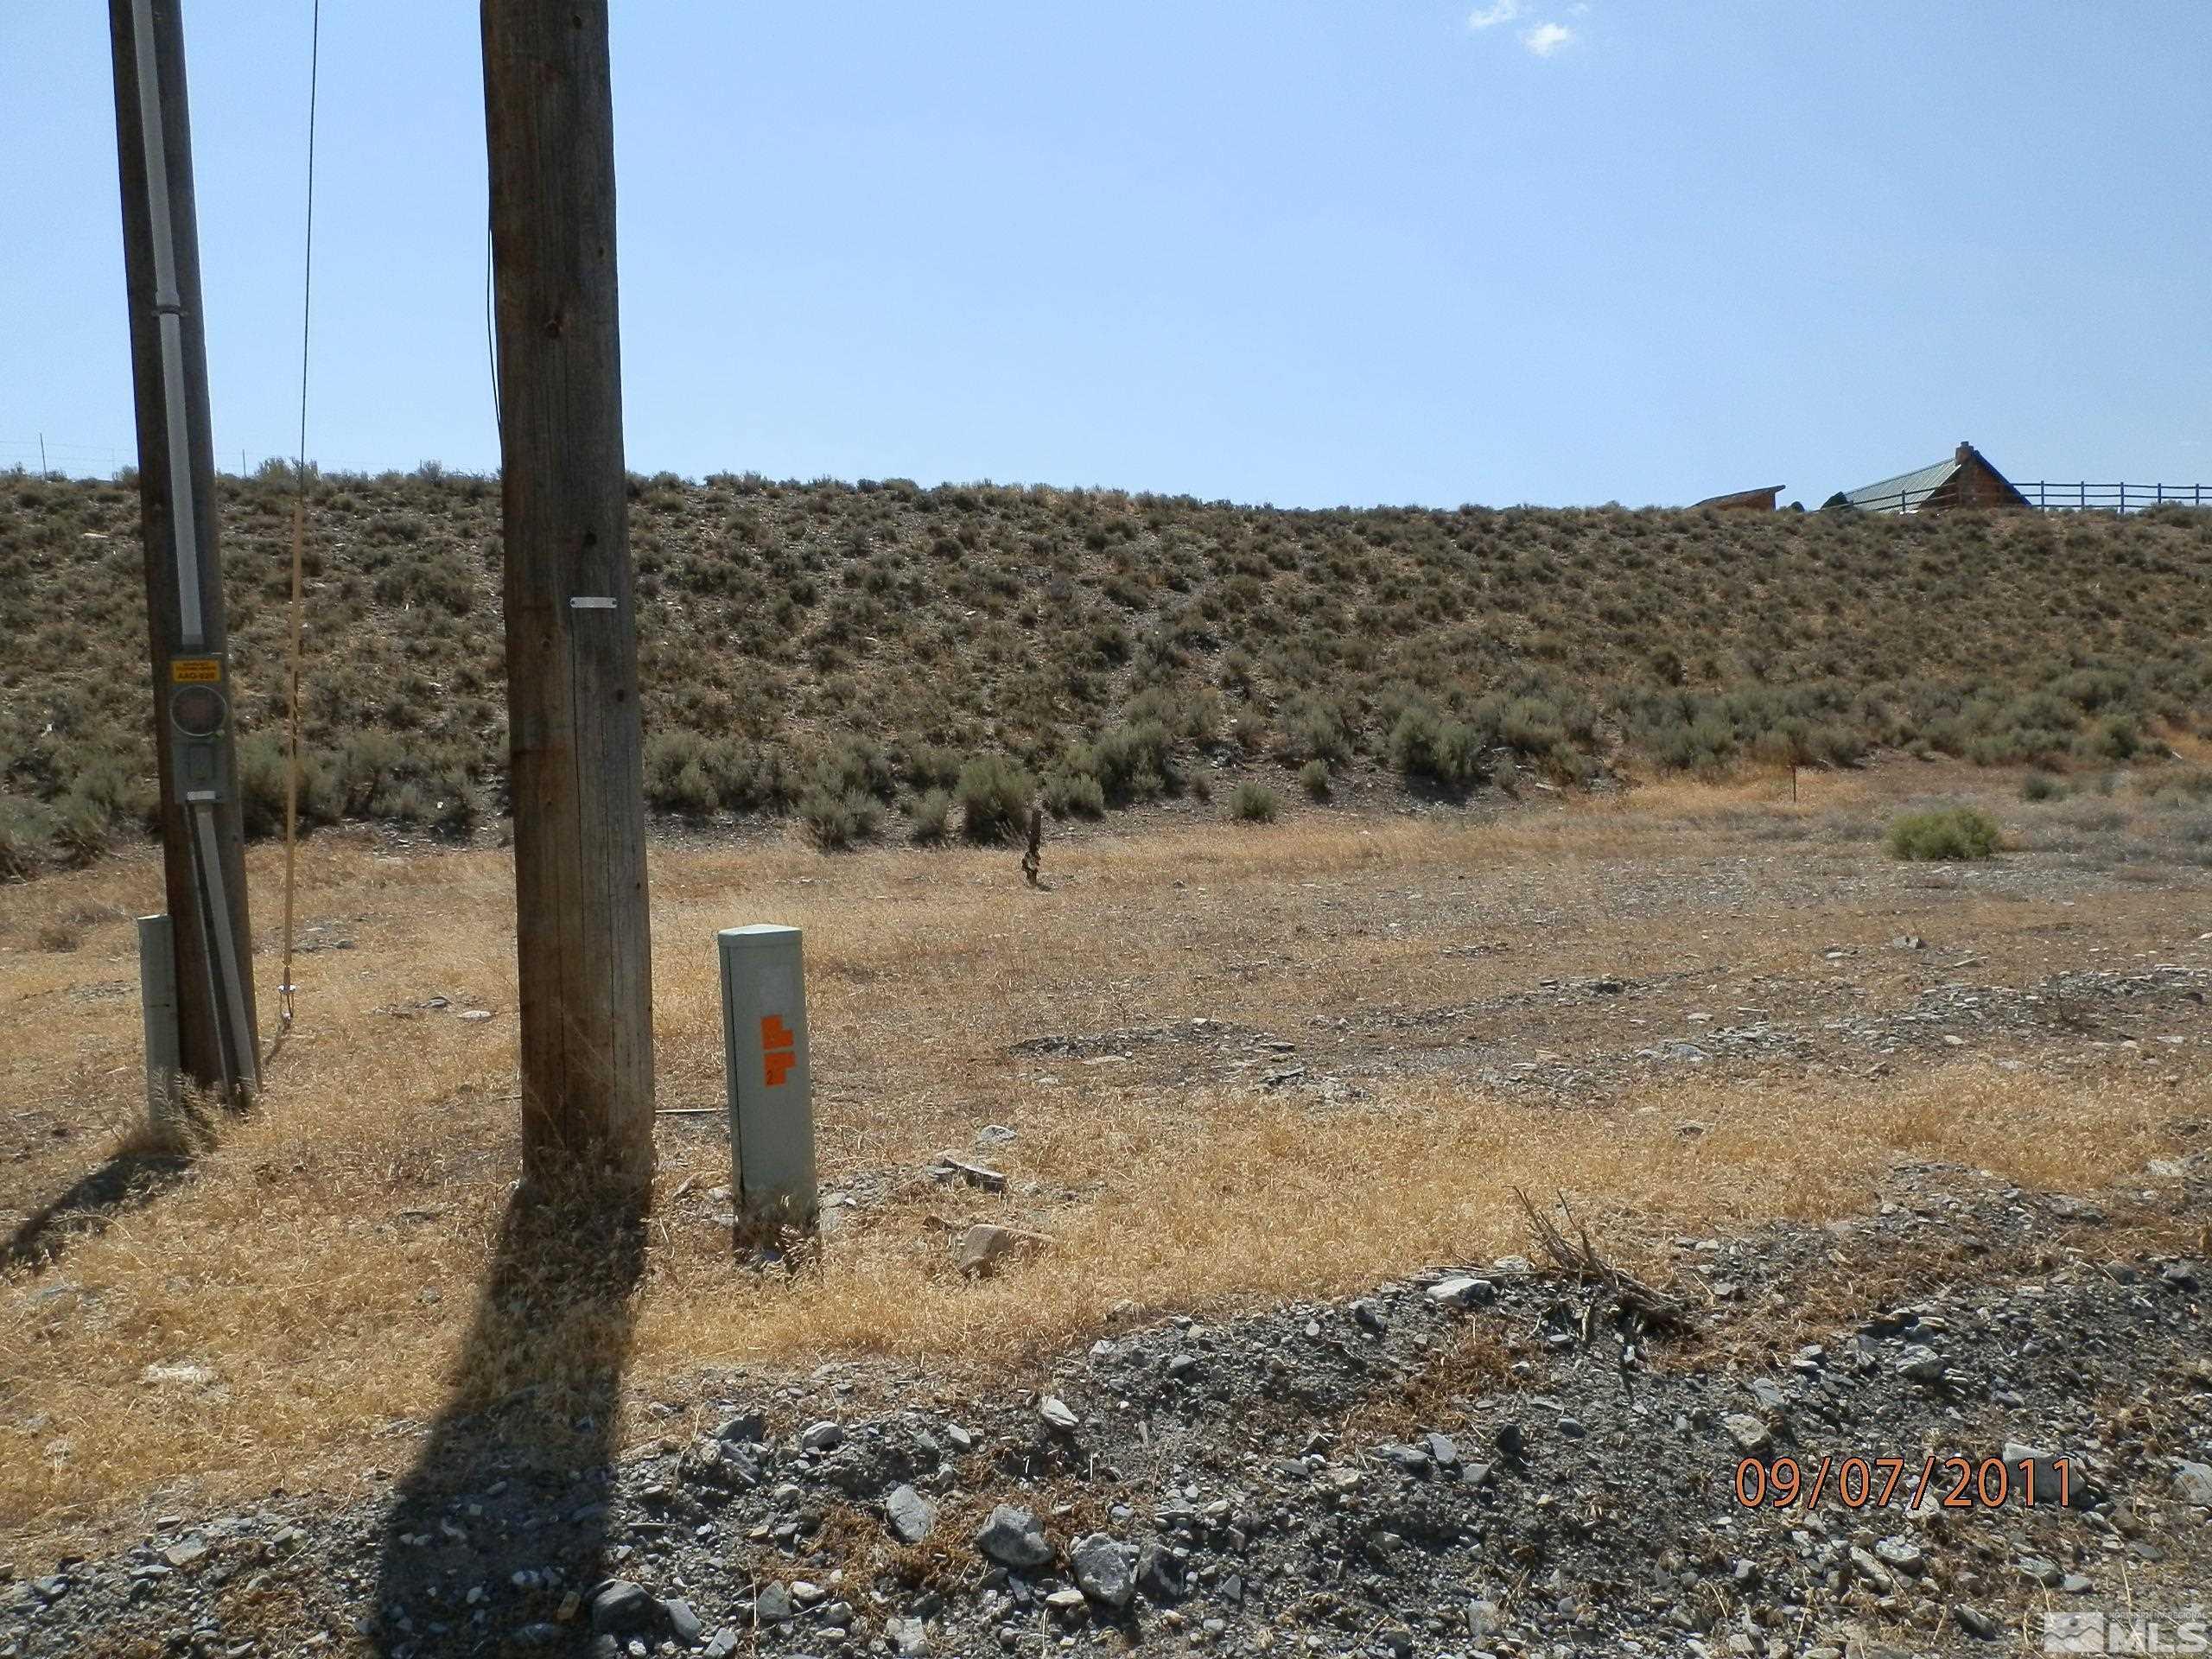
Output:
[{"xmin": 278, "ymin": 0, "xmax": 322, "ymax": 1044}]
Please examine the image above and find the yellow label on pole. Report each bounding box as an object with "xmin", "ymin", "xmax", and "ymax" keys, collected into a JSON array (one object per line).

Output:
[{"xmin": 170, "ymin": 658, "xmax": 222, "ymax": 683}]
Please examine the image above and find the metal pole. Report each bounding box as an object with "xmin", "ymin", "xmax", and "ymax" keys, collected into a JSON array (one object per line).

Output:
[
  {"xmin": 137, "ymin": 913, "xmax": 181, "ymax": 1129},
  {"xmin": 484, "ymin": 0, "xmax": 655, "ymax": 1195},
  {"xmin": 719, "ymin": 925, "xmax": 817, "ymax": 1229},
  {"xmin": 107, "ymin": 0, "xmax": 259, "ymax": 1099}
]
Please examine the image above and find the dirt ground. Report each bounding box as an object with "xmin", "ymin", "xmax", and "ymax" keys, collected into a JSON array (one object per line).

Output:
[{"xmin": 2, "ymin": 759, "xmax": 2208, "ymax": 1588}]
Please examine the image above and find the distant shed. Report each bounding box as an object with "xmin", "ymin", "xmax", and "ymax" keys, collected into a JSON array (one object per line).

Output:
[
  {"xmin": 1692, "ymin": 486, "xmax": 1783, "ymax": 512},
  {"xmin": 1830, "ymin": 442, "xmax": 2027, "ymax": 513}
]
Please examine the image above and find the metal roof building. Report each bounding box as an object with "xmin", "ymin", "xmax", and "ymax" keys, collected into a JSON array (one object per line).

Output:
[{"xmin": 1829, "ymin": 442, "xmax": 2029, "ymax": 513}]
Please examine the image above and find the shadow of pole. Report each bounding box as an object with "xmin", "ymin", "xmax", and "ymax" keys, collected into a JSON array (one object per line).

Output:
[
  {"xmin": 371, "ymin": 1183, "xmax": 646, "ymax": 1656},
  {"xmin": 3, "ymin": 1147, "xmax": 195, "ymax": 1274}
]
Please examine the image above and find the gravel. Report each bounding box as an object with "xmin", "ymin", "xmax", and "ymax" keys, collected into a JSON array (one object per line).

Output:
[{"xmin": 10, "ymin": 1155, "xmax": 2209, "ymax": 1658}]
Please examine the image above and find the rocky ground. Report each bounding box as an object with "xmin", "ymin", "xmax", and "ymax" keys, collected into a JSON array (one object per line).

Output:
[
  {"xmin": 8, "ymin": 772, "xmax": 2212, "ymax": 1658},
  {"xmin": 8, "ymin": 1151, "xmax": 2209, "ymax": 1659}
]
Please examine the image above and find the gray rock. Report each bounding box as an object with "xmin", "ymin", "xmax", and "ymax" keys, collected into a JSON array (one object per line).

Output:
[
  {"xmin": 2173, "ymin": 1461, "xmax": 2212, "ymax": 1506},
  {"xmin": 714, "ymin": 1411, "xmax": 766, "ymax": 1444},
  {"xmin": 1044, "ymin": 1587, "xmax": 1087, "ymax": 1611},
  {"xmin": 1135, "ymin": 1542, "xmax": 1189, "ymax": 1602},
  {"xmin": 887, "ymin": 1483, "xmax": 936, "ymax": 1544},
  {"xmin": 660, "ymin": 1599, "xmax": 704, "ymax": 1646},
  {"xmin": 956, "ymin": 1224, "xmax": 1039, "ymax": 1275},
  {"xmin": 799, "ymin": 1420, "xmax": 845, "ymax": 1452},
  {"xmin": 976, "ymin": 1504, "xmax": 1052, "ymax": 1568},
  {"xmin": 1894, "ymin": 1344, "xmax": 1947, "ymax": 1382},
  {"xmin": 1721, "ymin": 1414, "xmax": 1772, "ymax": 1454},
  {"xmin": 589, "ymin": 1580, "xmax": 654, "ymax": 1636},
  {"xmin": 1873, "ymin": 1535, "xmax": 1923, "ymax": 1574},
  {"xmin": 2005, "ymin": 1441, "xmax": 2090, "ymax": 1508},
  {"xmin": 1423, "ymin": 1432, "xmax": 1459, "ymax": 1467},
  {"xmin": 1953, "ymin": 1605, "xmax": 1999, "ymax": 1640},
  {"xmin": 1070, "ymin": 1532, "xmax": 1137, "ymax": 1608},
  {"xmin": 886, "ymin": 1616, "xmax": 928, "ymax": 1654},
  {"xmin": 1039, "ymin": 1396, "xmax": 1079, "ymax": 1433},
  {"xmin": 1426, "ymin": 1275, "xmax": 1495, "ymax": 1308},
  {"xmin": 755, "ymin": 1582, "xmax": 796, "ymax": 1623},
  {"xmin": 1848, "ymin": 1547, "xmax": 1893, "ymax": 1592}
]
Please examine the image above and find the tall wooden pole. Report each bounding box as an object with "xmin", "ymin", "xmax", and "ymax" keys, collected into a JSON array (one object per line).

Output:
[
  {"xmin": 107, "ymin": 0, "xmax": 259, "ymax": 1099},
  {"xmin": 482, "ymin": 0, "xmax": 655, "ymax": 1195}
]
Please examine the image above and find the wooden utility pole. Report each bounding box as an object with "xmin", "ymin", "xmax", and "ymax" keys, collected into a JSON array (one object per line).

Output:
[
  {"xmin": 481, "ymin": 0, "xmax": 655, "ymax": 1194},
  {"xmin": 107, "ymin": 0, "xmax": 259, "ymax": 1099}
]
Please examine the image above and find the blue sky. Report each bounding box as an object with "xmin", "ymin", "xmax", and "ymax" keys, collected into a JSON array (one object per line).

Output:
[{"xmin": 3, "ymin": 2, "xmax": 2207, "ymax": 507}]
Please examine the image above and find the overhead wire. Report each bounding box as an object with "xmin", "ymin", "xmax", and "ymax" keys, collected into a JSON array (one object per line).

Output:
[{"xmin": 277, "ymin": 0, "xmax": 322, "ymax": 1045}]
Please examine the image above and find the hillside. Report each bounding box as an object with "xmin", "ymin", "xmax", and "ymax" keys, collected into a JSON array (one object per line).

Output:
[{"xmin": 2, "ymin": 467, "xmax": 2208, "ymax": 871}]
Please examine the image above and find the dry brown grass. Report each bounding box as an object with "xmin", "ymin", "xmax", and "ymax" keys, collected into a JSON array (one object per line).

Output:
[{"xmin": 2, "ymin": 773, "xmax": 2203, "ymax": 1556}]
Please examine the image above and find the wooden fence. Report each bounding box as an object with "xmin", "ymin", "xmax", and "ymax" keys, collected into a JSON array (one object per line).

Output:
[{"xmin": 1844, "ymin": 480, "xmax": 2209, "ymax": 514}]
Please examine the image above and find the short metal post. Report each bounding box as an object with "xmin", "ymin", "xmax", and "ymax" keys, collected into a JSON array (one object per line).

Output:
[
  {"xmin": 138, "ymin": 913, "xmax": 181, "ymax": 1130},
  {"xmin": 718, "ymin": 925, "xmax": 817, "ymax": 1229}
]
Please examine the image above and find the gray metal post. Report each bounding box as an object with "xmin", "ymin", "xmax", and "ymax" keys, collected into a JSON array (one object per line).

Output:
[
  {"xmin": 718, "ymin": 925, "xmax": 817, "ymax": 1228},
  {"xmin": 109, "ymin": 0, "xmax": 260, "ymax": 1098},
  {"xmin": 138, "ymin": 912, "xmax": 181, "ymax": 1129}
]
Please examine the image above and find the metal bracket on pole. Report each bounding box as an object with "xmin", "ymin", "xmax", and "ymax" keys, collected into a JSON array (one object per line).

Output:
[
  {"xmin": 137, "ymin": 912, "xmax": 181, "ymax": 1130},
  {"xmin": 718, "ymin": 925, "xmax": 816, "ymax": 1229},
  {"xmin": 188, "ymin": 796, "xmax": 257, "ymax": 1096}
]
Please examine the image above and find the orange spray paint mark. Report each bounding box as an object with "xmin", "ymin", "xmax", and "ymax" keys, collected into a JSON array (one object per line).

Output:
[{"xmin": 761, "ymin": 1014, "xmax": 797, "ymax": 1087}]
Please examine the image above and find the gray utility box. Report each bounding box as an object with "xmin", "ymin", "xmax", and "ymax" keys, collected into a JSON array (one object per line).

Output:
[{"xmin": 717, "ymin": 925, "xmax": 817, "ymax": 1227}]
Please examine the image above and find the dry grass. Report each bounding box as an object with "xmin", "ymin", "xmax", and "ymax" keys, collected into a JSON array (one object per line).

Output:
[{"xmin": 2, "ymin": 772, "xmax": 2204, "ymax": 1555}]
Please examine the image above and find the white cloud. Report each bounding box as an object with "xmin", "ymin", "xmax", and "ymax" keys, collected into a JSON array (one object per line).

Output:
[
  {"xmin": 1521, "ymin": 21, "xmax": 1576, "ymax": 55},
  {"xmin": 1467, "ymin": 1, "xmax": 1521, "ymax": 29}
]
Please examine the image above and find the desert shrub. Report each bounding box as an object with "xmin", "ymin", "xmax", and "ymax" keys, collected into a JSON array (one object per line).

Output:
[
  {"xmin": 799, "ymin": 785, "xmax": 881, "ymax": 850},
  {"xmin": 899, "ymin": 743, "xmax": 964, "ymax": 792},
  {"xmin": 1042, "ymin": 770, "xmax": 1106, "ymax": 818},
  {"xmin": 49, "ymin": 788, "xmax": 114, "ymax": 865},
  {"xmin": 1229, "ymin": 781, "xmax": 1280, "ymax": 823},
  {"xmin": 0, "ymin": 795, "xmax": 60, "ymax": 880},
  {"xmin": 907, "ymin": 787, "xmax": 953, "ymax": 844},
  {"xmin": 1299, "ymin": 759, "xmax": 1332, "ymax": 800},
  {"xmin": 1886, "ymin": 805, "xmax": 2002, "ymax": 861},
  {"xmin": 956, "ymin": 754, "xmax": 1031, "ymax": 843},
  {"xmin": 2020, "ymin": 771, "xmax": 2069, "ymax": 803},
  {"xmin": 1124, "ymin": 685, "xmax": 1218, "ymax": 745},
  {"xmin": 337, "ymin": 730, "xmax": 410, "ymax": 816},
  {"xmin": 223, "ymin": 733, "xmax": 337, "ymax": 836},
  {"xmin": 1282, "ymin": 696, "xmax": 1351, "ymax": 764},
  {"xmin": 810, "ymin": 736, "xmax": 897, "ymax": 802},
  {"xmin": 1082, "ymin": 720, "xmax": 1176, "ymax": 804},
  {"xmin": 2078, "ymin": 714, "xmax": 2140, "ymax": 761},
  {"xmin": 2141, "ymin": 768, "xmax": 2212, "ymax": 804},
  {"xmin": 1389, "ymin": 706, "xmax": 1484, "ymax": 790}
]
